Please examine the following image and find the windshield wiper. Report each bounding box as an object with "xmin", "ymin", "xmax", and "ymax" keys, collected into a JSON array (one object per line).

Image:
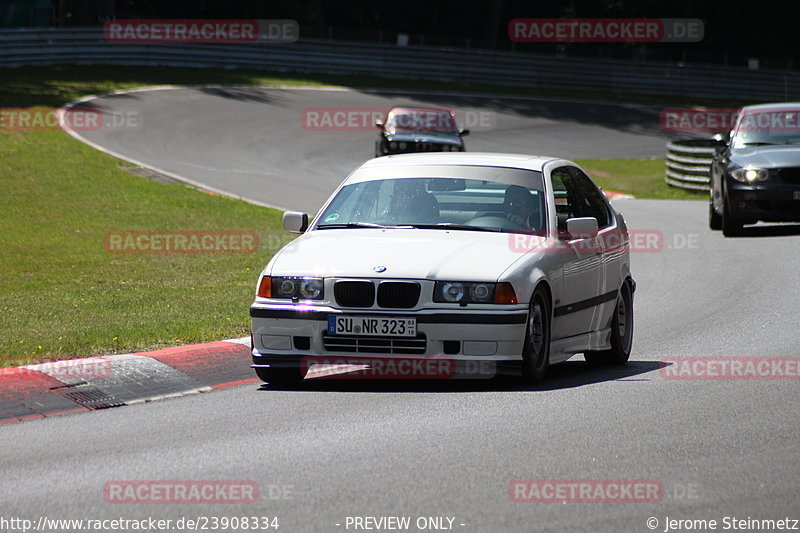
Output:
[
  {"xmin": 316, "ymin": 222, "xmax": 388, "ymax": 229},
  {"xmin": 741, "ymin": 141, "xmax": 780, "ymax": 146},
  {"xmin": 408, "ymin": 223, "xmax": 503, "ymax": 232}
]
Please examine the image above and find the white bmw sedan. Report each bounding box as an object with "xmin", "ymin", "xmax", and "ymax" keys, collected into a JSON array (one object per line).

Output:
[{"xmin": 250, "ymin": 153, "xmax": 634, "ymax": 385}]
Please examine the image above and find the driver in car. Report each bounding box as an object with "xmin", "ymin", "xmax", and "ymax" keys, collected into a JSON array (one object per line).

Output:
[
  {"xmin": 385, "ymin": 179, "xmax": 440, "ymax": 224},
  {"xmin": 504, "ymin": 185, "xmax": 537, "ymax": 229}
]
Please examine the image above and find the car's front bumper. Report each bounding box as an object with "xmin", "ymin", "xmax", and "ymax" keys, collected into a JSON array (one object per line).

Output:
[
  {"xmin": 250, "ymin": 304, "xmax": 529, "ymax": 369},
  {"xmin": 727, "ymin": 182, "xmax": 800, "ymax": 222}
]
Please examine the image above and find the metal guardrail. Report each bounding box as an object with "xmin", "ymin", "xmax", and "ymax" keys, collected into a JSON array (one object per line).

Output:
[
  {"xmin": 2, "ymin": 27, "xmax": 800, "ymax": 101},
  {"xmin": 664, "ymin": 139, "xmax": 723, "ymax": 192}
]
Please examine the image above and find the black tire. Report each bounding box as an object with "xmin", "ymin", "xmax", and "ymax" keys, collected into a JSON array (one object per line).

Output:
[
  {"xmin": 709, "ymin": 201, "xmax": 722, "ymax": 230},
  {"xmin": 521, "ymin": 287, "xmax": 551, "ymax": 383},
  {"xmin": 255, "ymin": 364, "xmax": 307, "ymax": 386},
  {"xmin": 721, "ymin": 196, "xmax": 742, "ymax": 237},
  {"xmin": 585, "ymin": 281, "xmax": 633, "ymax": 366}
]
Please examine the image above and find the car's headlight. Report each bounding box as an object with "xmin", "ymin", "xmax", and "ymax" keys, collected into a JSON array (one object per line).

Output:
[
  {"xmin": 298, "ymin": 278, "xmax": 323, "ymax": 299},
  {"xmin": 440, "ymin": 282, "xmax": 467, "ymax": 302},
  {"xmin": 469, "ymin": 283, "xmax": 491, "ymax": 301},
  {"xmin": 398, "ymin": 142, "xmax": 407, "ymax": 150},
  {"xmin": 389, "ymin": 142, "xmax": 397, "ymax": 149},
  {"xmin": 434, "ymin": 281, "xmax": 517, "ymax": 304},
  {"xmin": 257, "ymin": 276, "xmax": 324, "ymax": 300},
  {"xmin": 730, "ymin": 166, "xmax": 769, "ymax": 183}
]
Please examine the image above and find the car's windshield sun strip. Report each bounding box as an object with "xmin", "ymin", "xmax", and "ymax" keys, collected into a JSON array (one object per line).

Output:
[
  {"xmin": 316, "ymin": 222, "xmax": 392, "ymax": 229},
  {"xmin": 407, "ymin": 223, "xmax": 503, "ymax": 232}
]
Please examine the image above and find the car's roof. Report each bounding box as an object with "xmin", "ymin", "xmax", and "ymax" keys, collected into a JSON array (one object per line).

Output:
[
  {"xmin": 740, "ymin": 102, "xmax": 800, "ymax": 113},
  {"xmin": 359, "ymin": 152, "xmax": 561, "ymax": 172}
]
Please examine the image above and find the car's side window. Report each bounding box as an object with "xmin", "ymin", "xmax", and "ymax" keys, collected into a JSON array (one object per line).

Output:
[
  {"xmin": 568, "ymin": 167, "xmax": 610, "ymax": 228},
  {"xmin": 550, "ymin": 167, "xmax": 581, "ymax": 232}
]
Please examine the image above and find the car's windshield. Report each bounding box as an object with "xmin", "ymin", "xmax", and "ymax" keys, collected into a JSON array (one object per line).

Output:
[
  {"xmin": 732, "ymin": 109, "xmax": 800, "ymax": 147},
  {"xmin": 387, "ymin": 110, "xmax": 458, "ymax": 134},
  {"xmin": 316, "ymin": 176, "xmax": 546, "ymax": 232}
]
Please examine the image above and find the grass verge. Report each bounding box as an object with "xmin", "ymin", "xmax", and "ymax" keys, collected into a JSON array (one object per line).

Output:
[
  {"xmin": 575, "ymin": 158, "xmax": 704, "ymax": 200},
  {"xmin": 0, "ymin": 128, "xmax": 295, "ymax": 367}
]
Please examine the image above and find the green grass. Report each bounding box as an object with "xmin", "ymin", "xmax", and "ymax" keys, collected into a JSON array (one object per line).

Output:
[
  {"xmin": 0, "ymin": 128, "xmax": 296, "ymax": 367},
  {"xmin": 576, "ymin": 157, "xmax": 704, "ymax": 200},
  {"xmin": 0, "ymin": 66, "xmax": 711, "ymax": 366}
]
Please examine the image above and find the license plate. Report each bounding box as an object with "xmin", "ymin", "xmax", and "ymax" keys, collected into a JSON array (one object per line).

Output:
[
  {"xmin": 328, "ymin": 315, "xmax": 417, "ymax": 337},
  {"xmin": 794, "ymin": 191, "xmax": 800, "ymax": 200}
]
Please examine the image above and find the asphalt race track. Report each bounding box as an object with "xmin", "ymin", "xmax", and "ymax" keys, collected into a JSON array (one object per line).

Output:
[
  {"xmin": 69, "ymin": 87, "xmax": 667, "ymax": 212},
  {"xmin": 1, "ymin": 87, "xmax": 798, "ymax": 532}
]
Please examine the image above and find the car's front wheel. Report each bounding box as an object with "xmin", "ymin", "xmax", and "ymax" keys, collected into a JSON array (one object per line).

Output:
[
  {"xmin": 255, "ymin": 364, "xmax": 307, "ymax": 386},
  {"xmin": 521, "ymin": 286, "xmax": 551, "ymax": 383},
  {"xmin": 585, "ymin": 280, "xmax": 633, "ymax": 365},
  {"xmin": 709, "ymin": 200, "xmax": 722, "ymax": 230},
  {"xmin": 721, "ymin": 194, "xmax": 743, "ymax": 237}
]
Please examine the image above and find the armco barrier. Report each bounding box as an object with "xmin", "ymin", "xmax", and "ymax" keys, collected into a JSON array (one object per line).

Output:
[
  {"xmin": 664, "ymin": 139, "xmax": 723, "ymax": 192},
  {"xmin": 1, "ymin": 27, "xmax": 800, "ymax": 101}
]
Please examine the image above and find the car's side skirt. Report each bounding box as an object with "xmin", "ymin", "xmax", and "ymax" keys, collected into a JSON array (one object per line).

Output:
[{"xmin": 550, "ymin": 327, "xmax": 613, "ymax": 363}]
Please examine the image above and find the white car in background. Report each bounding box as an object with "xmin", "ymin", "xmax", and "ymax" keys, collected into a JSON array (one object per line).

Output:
[{"xmin": 250, "ymin": 153, "xmax": 635, "ymax": 385}]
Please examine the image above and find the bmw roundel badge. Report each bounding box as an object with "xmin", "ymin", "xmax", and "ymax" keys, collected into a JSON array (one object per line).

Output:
[{"xmin": 373, "ymin": 265, "xmax": 387, "ymax": 273}]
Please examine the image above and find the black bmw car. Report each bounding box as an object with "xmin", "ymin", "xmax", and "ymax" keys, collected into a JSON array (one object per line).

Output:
[
  {"xmin": 374, "ymin": 106, "xmax": 468, "ymax": 157},
  {"xmin": 710, "ymin": 102, "xmax": 800, "ymax": 236}
]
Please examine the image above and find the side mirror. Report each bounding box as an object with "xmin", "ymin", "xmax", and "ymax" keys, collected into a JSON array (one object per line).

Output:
[
  {"xmin": 459, "ymin": 128, "xmax": 470, "ymax": 136},
  {"xmin": 375, "ymin": 119, "xmax": 384, "ymax": 128},
  {"xmin": 566, "ymin": 217, "xmax": 599, "ymax": 239},
  {"xmin": 283, "ymin": 211, "xmax": 309, "ymax": 233}
]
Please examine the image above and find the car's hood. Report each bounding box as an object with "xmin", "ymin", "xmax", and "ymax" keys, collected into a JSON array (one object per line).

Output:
[
  {"xmin": 730, "ymin": 144, "xmax": 800, "ymax": 168},
  {"xmin": 268, "ymin": 228, "xmax": 544, "ymax": 280},
  {"xmin": 385, "ymin": 131, "xmax": 462, "ymax": 145}
]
